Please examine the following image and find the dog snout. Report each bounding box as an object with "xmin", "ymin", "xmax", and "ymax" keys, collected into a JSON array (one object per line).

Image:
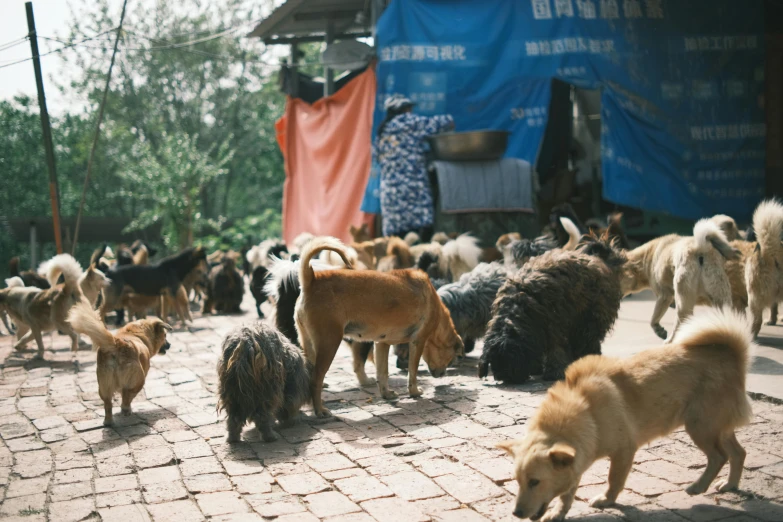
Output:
[
  {"xmin": 512, "ymin": 508, "xmax": 525, "ymax": 519},
  {"xmin": 430, "ymin": 368, "xmax": 446, "ymax": 378},
  {"xmin": 160, "ymin": 341, "xmax": 171, "ymax": 354}
]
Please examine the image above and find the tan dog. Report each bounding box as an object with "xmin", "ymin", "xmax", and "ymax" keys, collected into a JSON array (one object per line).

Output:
[
  {"xmin": 377, "ymin": 237, "xmax": 414, "ymax": 272},
  {"xmin": 0, "ymin": 256, "xmax": 97, "ymax": 358},
  {"xmin": 619, "ymin": 218, "xmax": 738, "ymax": 342},
  {"xmin": 295, "ymin": 238, "xmax": 462, "ymax": 417},
  {"xmin": 499, "ymin": 307, "xmax": 752, "ymax": 521},
  {"xmin": 745, "ymin": 199, "xmax": 783, "ymax": 336},
  {"xmin": 69, "ymin": 300, "xmax": 171, "ymax": 425},
  {"xmin": 350, "ymin": 223, "xmax": 372, "ymax": 243}
]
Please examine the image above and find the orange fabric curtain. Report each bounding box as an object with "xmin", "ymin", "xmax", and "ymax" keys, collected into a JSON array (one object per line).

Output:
[{"xmin": 276, "ymin": 67, "xmax": 376, "ymax": 245}]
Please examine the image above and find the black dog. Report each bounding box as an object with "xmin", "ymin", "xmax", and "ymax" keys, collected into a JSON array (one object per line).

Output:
[
  {"xmin": 9, "ymin": 257, "xmax": 50, "ymax": 289},
  {"xmin": 479, "ymin": 234, "xmax": 623, "ymax": 384},
  {"xmin": 100, "ymin": 247, "xmax": 207, "ymax": 321},
  {"xmin": 250, "ymin": 265, "xmax": 270, "ymax": 318},
  {"xmin": 203, "ymin": 255, "xmax": 244, "ymax": 314},
  {"xmin": 217, "ymin": 323, "xmax": 312, "ymax": 443}
]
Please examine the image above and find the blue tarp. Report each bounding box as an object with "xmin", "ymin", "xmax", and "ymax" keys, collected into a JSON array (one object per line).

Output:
[{"xmin": 367, "ymin": 0, "xmax": 765, "ymax": 221}]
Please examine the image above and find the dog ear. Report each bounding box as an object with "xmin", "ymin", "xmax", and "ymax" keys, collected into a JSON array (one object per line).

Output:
[
  {"xmin": 159, "ymin": 322, "xmax": 173, "ymax": 332},
  {"xmin": 496, "ymin": 440, "xmax": 521, "ymax": 457},
  {"xmin": 548, "ymin": 443, "xmax": 576, "ymax": 467}
]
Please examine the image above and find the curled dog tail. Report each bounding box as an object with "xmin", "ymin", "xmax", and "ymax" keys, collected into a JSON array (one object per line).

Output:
[
  {"xmin": 39, "ymin": 254, "xmax": 84, "ymax": 289},
  {"xmin": 560, "ymin": 217, "xmax": 581, "ymax": 251},
  {"xmin": 752, "ymin": 199, "xmax": 783, "ymax": 257},
  {"xmin": 693, "ymin": 218, "xmax": 739, "ymax": 260},
  {"xmin": 68, "ymin": 299, "xmax": 115, "ymax": 350},
  {"xmin": 442, "ymin": 234, "xmax": 482, "ymax": 270},
  {"xmin": 673, "ymin": 307, "xmax": 754, "ymax": 425},
  {"xmin": 264, "ymin": 257, "xmax": 299, "ymax": 300},
  {"xmin": 298, "ymin": 237, "xmax": 351, "ymax": 294}
]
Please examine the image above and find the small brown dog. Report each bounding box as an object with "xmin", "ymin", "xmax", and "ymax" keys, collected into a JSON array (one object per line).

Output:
[
  {"xmin": 499, "ymin": 307, "xmax": 752, "ymax": 521},
  {"xmin": 295, "ymin": 237, "xmax": 462, "ymax": 417},
  {"xmin": 69, "ymin": 300, "xmax": 171, "ymax": 425}
]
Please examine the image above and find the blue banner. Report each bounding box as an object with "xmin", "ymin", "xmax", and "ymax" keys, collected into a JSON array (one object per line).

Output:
[{"xmin": 373, "ymin": 0, "xmax": 765, "ymax": 221}]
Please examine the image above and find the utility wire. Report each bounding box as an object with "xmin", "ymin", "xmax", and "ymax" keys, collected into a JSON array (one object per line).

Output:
[{"xmin": 0, "ymin": 28, "xmax": 118, "ymax": 69}]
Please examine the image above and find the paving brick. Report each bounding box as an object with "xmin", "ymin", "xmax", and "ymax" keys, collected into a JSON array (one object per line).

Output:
[
  {"xmin": 99, "ymin": 504, "xmax": 152, "ymax": 522},
  {"xmin": 230, "ymin": 474, "xmax": 274, "ymax": 495},
  {"xmin": 334, "ymin": 474, "xmax": 394, "ymax": 501},
  {"xmin": 361, "ymin": 497, "xmax": 430, "ymax": 522},
  {"xmin": 0, "ymin": 493, "xmax": 47, "ymax": 517},
  {"xmin": 141, "ymin": 480, "xmax": 189, "ymax": 504},
  {"xmin": 173, "ymin": 439, "xmax": 213, "ymax": 459},
  {"xmin": 624, "ymin": 473, "xmax": 682, "ymax": 497},
  {"xmin": 277, "ymin": 471, "xmax": 331, "ymax": 495},
  {"xmin": 95, "ymin": 474, "xmax": 137, "ymax": 494},
  {"xmin": 381, "ymin": 471, "xmax": 445, "ymax": 500},
  {"xmin": 435, "ymin": 508, "xmax": 492, "ymax": 521},
  {"xmin": 221, "ymin": 458, "xmax": 267, "ymax": 476},
  {"xmin": 304, "ymin": 491, "xmax": 361, "ymax": 518},
  {"xmin": 54, "ymin": 467, "xmax": 92, "ymax": 484},
  {"xmin": 736, "ymin": 500, "xmax": 783, "ymax": 522},
  {"xmin": 48, "ymin": 496, "xmax": 95, "ymax": 522},
  {"xmin": 323, "ymin": 513, "xmax": 376, "ymax": 522},
  {"xmin": 635, "ymin": 460, "xmax": 700, "ymax": 485},
  {"xmin": 414, "ymin": 495, "xmax": 463, "ymax": 515},
  {"xmin": 246, "ymin": 492, "xmax": 307, "ymax": 517},
  {"xmin": 415, "ymin": 456, "xmax": 469, "ymax": 478},
  {"xmin": 336, "ymin": 439, "xmax": 387, "ymax": 460},
  {"xmin": 435, "ymin": 471, "xmax": 505, "ymax": 504},
  {"xmin": 6, "ymin": 476, "xmax": 50, "ymax": 498},
  {"xmin": 322, "ymin": 467, "xmax": 369, "ymax": 480},
  {"xmin": 184, "ymin": 473, "xmax": 233, "ymax": 493},
  {"xmin": 306, "ymin": 452, "xmax": 357, "ymax": 473},
  {"xmin": 180, "ymin": 456, "xmax": 223, "ymax": 476},
  {"xmin": 96, "ymin": 489, "xmax": 142, "ymax": 508},
  {"xmin": 134, "ymin": 446, "xmax": 175, "ymax": 469},
  {"xmin": 50, "ymin": 481, "xmax": 92, "ymax": 502},
  {"xmin": 147, "ymin": 499, "xmax": 205, "ymax": 521}
]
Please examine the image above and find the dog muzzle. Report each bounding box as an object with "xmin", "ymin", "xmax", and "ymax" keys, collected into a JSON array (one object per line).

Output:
[{"xmin": 159, "ymin": 341, "xmax": 171, "ymax": 355}]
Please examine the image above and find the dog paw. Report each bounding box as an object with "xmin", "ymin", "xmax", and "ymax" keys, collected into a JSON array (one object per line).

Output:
[
  {"xmin": 358, "ymin": 376, "xmax": 376, "ymax": 387},
  {"xmin": 540, "ymin": 509, "xmax": 566, "ymax": 522},
  {"xmin": 767, "ymin": 319, "xmax": 778, "ymax": 326},
  {"xmin": 33, "ymin": 353, "xmax": 44, "ymax": 360},
  {"xmin": 314, "ymin": 408, "xmax": 332, "ymax": 418},
  {"xmin": 713, "ymin": 480, "xmax": 737, "ymax": 493},
  {"xmin": 652, "ymin": 325, "xmax": 668, "ymax": 340},
  {"xmin": 589, "ymin": 494, "xmax": 614, "ymax": 509},
  {"xmin": 381, "ymin": 389, "xmax": 398, "ymax": 400},
  {"xmin": 408, "ymin": 387, "xmax": 422, "ymax": 398},
  {"xmin": 120, "ymin": 408, "xmax": 132, "ymax": 416},
  {"xmin": 685, "ymin": 483, "xmax": 707, "ymax": 496},
  {"xmin": 103, "ymin": 419, "xmax": 114, "ymax": 427},
  {"xmin": 262, "ymin": 432, "xmax": 279, "ymax": 443}
]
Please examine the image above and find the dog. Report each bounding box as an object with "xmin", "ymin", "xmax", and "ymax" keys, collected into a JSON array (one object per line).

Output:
[
  {"xmin": 710, "ymin": 214, "xmax": 744, "ymax": 241},
  {"xmin": 246, "ymin": 240, "xmax": 289, "ymax": 270},
  {"xmin": 217, "ymin": 323, "xmax": 312, "ymax": 443},
  {"xmin": 350, "ymin": 223, "xmax": 373, "ymax": 243},
  {"xmin": 586, "ymin": 212, "xmax": 632, "ymax": 250},
  {"xmin": 250, "ymin": 265, "xmax": 270, "ymax": 318},
  {"xmin": 409, "ymin": 234, "xmax": 483, "ymax": 283},
  {"xmin": 68, "ymin": 300, "xmax": 171, "ymax": 426},
  {"xmin": 203, "ymin": 254, "xmax": 244, "ymax": 314},
  {"xmin": 437, "ymin": 262, "xmax": 509, "ymax": 355},
  {"xmin": 501, "ymin": 218, "xmax": 580, "ymax": 270},
  {"xmin": 0, "ymin": 256, "xmax": 87, "ymax": 357},
  {"xmin": 618, "ymin": 218, "xmax": 739, "ymax": 342},
  {"xmin": 9, "ymin": 257, "xmax": 50, "ymax": 289},
  {"xmin": 499, "ymin": 307, "xmax": 752, "ymax": 521},
  {"xmin": 480, "ymin": 234, "xmax": 623, "ymax": 384},
  {"xmin": 39, "ymin": 254, "xmax": 109, "ymax": 308},
  {"xmin": 265, "ymin": 256, "xmax": 375, "ymax": 386},
  {"xmin": 377, "ymin": 237, "xmax": 414, "ymax": 272},
  {"xmin": 294, "ymin": 237, "xmax": 462, "ymax": 417},
  {"xmin": 99, "ymin": 247, "xmax": 207, "ymax": 323},
  {"xmin": 549, "ymin": 203, "xmax": 589, "ymax": 247},
  {"xmin": 745, "ymin": 199, "xmax": 783, "ymax": 336}
]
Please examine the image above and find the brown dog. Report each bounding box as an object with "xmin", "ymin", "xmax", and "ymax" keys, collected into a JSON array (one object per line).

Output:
[
  {"xmin": 295, "ymin": 238, "xmax": 462, "ymax": 417},
  {"xmin": 69, "ymin": 300, "xmax": 171, "ymax": 426},
  {"xmin": 499, "ymin": 307, "xmax": 752, "ymax": 521}
]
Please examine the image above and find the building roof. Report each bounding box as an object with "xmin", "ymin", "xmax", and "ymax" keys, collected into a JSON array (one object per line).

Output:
[{"xmin": 248, "ymin": 0, "xmax": 372, "ymax": 44}]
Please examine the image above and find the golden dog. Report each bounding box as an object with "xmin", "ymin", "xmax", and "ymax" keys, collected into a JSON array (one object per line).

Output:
[
  {"xmin": 295, "ymin": 237, "xmax": 462, "ymax": 417},
  {"xmin": 745, "ymin": 199, "xmax": 783, "ymax": 336},
  {"xmin": 499, "ymin": 307, "xmax": 752, "ymax": 521},
  {"xmin": 69, "ymin": 300, "xmax": 171, "ymax": 425}
]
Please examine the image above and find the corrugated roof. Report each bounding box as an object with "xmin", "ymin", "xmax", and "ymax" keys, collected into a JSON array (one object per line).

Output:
[{"xmin": 248, "ymin": 0, "xmax": 371, "ymax": 43}]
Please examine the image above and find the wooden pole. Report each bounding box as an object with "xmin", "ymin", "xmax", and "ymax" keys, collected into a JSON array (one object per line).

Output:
[
  {"xmin": 72, "ymin": 0, "xmax": 129, "ymax": 254},
  {"xmin": 26, "ymin": 1, "xmax": 63, "ymax": 254}
]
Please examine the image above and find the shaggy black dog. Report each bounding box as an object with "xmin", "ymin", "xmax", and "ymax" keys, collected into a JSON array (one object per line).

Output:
[
  {"xmin": 250, "ymin": 265, "xmax": 270, "ymax": 318},
  {"xmin": 204, "ymin": 255, "xmax": 244, "ymax": 314},
  {"xmin": 9, "ymin": 257, "xmax": 50, "ymax": 289},
  {"xmin": 503, "ymin": 233, "xmax": 559, "ymax": 268},
  {"xmin": 217, "ymin": 323, "xmax": 311, "ymax": 442},
  {"xmin": 479, "ymin": 235, "xmax": 623, "ymax": 384},
  {"xmin": 437, "ymin": 262, "xmax": 508, "ymax": 354}
]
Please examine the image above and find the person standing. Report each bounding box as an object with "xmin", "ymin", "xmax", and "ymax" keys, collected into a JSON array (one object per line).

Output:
[{"xmin": 373, "ymin": 94, "xmax": 454, "ymax": 241}]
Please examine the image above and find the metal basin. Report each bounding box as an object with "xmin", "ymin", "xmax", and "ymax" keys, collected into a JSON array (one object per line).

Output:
[{"xmin": 426, "ymin": 130, "xmax": 510, "ymax": 162}]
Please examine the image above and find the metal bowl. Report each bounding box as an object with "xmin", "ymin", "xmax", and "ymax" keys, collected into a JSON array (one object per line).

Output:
[{"xmin": 426, "ymin": 130, "xmax": 510, "ymax": 162}]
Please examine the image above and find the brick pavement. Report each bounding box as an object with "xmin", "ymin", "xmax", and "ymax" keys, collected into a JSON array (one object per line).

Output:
[{"xmin": 1, "ymin": 298, "xmax": 782, "ymax": 521}]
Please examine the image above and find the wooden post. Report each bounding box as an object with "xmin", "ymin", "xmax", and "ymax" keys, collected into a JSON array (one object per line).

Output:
[
  {"xmin": 324, "ymin": 20, "xmax": 335, "ymax": 97},
  {"xmin": 29, "ymin": 221, "xmax": 38, "ymax": 268},
  {"xmin": 26, "ymin": 1, "xmax": 63, "ymax": 254}
]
